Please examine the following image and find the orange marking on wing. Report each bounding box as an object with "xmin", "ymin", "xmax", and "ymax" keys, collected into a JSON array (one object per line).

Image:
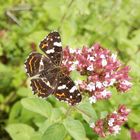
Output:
[
  {"xmin": 36, "ymin": 80, "xmax": 45, "ymax": 91},
  {"xmin": 34, "ymin": 58, "xmax": 39, "ymax": 71},
  {"xmin": 33, "ymin": 81, "xmax": 39, "ymax": 91},
  {"xmin": 33, "ymin": 81, "xmax": 45, "ymax": 95},
  {"xmin": 29, "ymin": 56, "xmax": 34, "ymax": 72},
  {"xmin": 42, "ymin": 43, "xmax": 48, "ymax": 48},
  {"xmin": 70, "ymin": 99, "xmax": 76, "ymax": 103},
  {"xmin": 56, "ymin": 93, "xmax": 65, "ymax": 97}
]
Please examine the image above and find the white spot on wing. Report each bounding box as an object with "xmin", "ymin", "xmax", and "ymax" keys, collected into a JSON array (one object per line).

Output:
[
  {"xmin": 42, "ymin": 79, "xmax": 53, "ymax": 88},
  {"xmin": 66, "ymin": 98, "xmax": 69, "ymax": 101},
  {"xmin": 77, "ymin": 93, "xmax": 81, "ymax": 96},
  {"xmin": 53, "ymin": 42, "xmax": 62, "ymax": 47},
  {"xmin": 46, "ymin": 48, "xmax": 55, "ymax": 54},
  {"xmin": 40, "ymin": 59, "xmax": 43, "ymax": 65},
  {"xmin": 58, "ymin": 85, "xmax": 66, "ymax": 90},
  {"xmin": 69, "ymin": 86, "xmax": 77, "ymax": 93},
  {"xmin": 46, "ymin": 81, "xmax": 51, "ymax": 87},
  {"xmin": 39, "ymin": 57, "xmax": 44, "ymax": 72}
]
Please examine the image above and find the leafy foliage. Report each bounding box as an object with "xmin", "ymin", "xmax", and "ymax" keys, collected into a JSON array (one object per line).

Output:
[
  {"xmin": 41, "ymin": 123, "xmax": 66, "ymax": 140},
  {"xmin": 0, "ymin": 0, "xmax": 140, "ymax": 140},
  {"xmin": 63, "ymin": 117, "xmax": 87, "ymax": 140},
  {"xmin": 21, "ymin": 98, "xmax": 52, "ymax": 118}
]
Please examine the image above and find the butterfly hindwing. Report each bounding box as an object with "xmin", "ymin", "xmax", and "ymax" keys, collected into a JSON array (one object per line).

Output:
[
  {"xmin": 31, "ymin": 67, "xmax": 59, "ymax": 98},
  {"xmin": 39, "ymin": 31, "xmax": 62, "ymax": 65},
  {"xmin": 54, "ymin": 73, "xmax": 82, "ymax": 105},
  {"xmin": 30, "ymin": 78, "xmax": 56, "ymax": 98}
]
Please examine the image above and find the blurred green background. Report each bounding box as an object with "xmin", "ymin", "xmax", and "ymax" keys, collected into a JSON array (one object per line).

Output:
[{"xmin": 0, "ymin": 0, "xmax": 140, "ymax": 140}]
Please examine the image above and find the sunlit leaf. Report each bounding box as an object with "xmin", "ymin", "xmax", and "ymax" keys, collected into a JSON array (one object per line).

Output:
[
  {"xmin": 77, "ymin": 101, "xmax": 97, "ymax": 123},
  {"xmin": 21, "ymin": 98, "xmax": 52, "ymax": 118},
  {"xmin": 63, "ymin": 117, "xmax": 87, "ymax": 140},
  {"xmin": 6, "ymin": 123, "xmax": 35, "ymax": 140},
  {"xmin": 41, "ymin": 123, "xmax": 66, "ymax": 140}
]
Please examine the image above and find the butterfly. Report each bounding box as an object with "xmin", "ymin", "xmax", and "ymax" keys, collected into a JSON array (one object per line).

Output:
[{"xmin": 24, "ymin": 31, "xmax": 82, "ymax": 105}]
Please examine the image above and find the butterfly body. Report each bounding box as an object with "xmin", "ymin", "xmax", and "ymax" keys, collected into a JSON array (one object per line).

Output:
[{"xmin": 24, "ymin": 31, "xmax": 82, "ymax": 105}]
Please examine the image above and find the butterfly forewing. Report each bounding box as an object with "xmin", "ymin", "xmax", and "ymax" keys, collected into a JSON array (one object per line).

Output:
[
  {"xmin": 24, "ymin": 52, "xmax": 53, "ymax": 77},
  {"xmin": 54, "ymin": 73, "xmax": 82, "ymax": 105},
  {"xmin": 24, "ymin": 52, "xmax": 42, "ymax": 77},
  {"xmin": 39, "ymin": 31, "xmax": 62, "ymax": 65},
  {"xmin": 25, "ymin": 52, "xmax": 58, "ymax": 98}
]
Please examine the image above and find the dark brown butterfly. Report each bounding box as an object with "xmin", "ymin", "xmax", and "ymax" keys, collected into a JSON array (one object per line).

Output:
[{"xmin": 24, "ymin": 31, "xmax": 82, "ymax": 105}]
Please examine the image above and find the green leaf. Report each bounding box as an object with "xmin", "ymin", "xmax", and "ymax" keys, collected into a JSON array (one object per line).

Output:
[
  {"xmin": 39, "ymin": 119, "xmax": 52, "ymax": 134},
  {"xmin": 77, "ymin": 101, "xmax": 97, "ymax": 123},
  {"xmin": 30, "ymin": 133, "xmax": 42, "ymax": 140},
  {"xmin": 100, "ymin": 111, "xmax": 108, "ymax": 119},
  {"xmin": 116, "ymin": 127, "xmax": 130, "ymax": 140},
  {"xmin": 6, "ymin": 123, "xmax": 35, "ymax": 140},
  {"xmin": 63, "ymin": 117, "xmax": 87, "ymax": 140},
  {"xmin": 129, "ymin": 112, "xmax": 140, "ymax": 123},
  {"xmin": 26, "ymin": 30, "xmax": 48, "ymax": 45},
  {"xmin": 50, "ymin": 108, "xmax": 63, "ymax": 122},
  {"xmin": 21, "ymin": 98, "xmax": 52, "ymax": 118},
  {"xmin": 131, "ymin": 29, "xmax": 140, "ymax": 46},
  {"xmin": 41, "ymin": 123, "xmax": 66, "ymax": 140},
  {"xmin": 17, "ymin": 87, "xmax": 31, "ymax": 97},
  {"xmin": 8, "ymin": 101, "xmax": 22, "ymax": 123},
  {"xmin": 43, "ymin": 0, "xmax": 65, "ymax": 21},
  {"xmin": 9, "ymin": 101, "xmax": 46, "ymax": 124}
]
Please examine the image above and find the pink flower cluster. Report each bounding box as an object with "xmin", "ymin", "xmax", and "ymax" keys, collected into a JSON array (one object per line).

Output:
[
  {"xmin": 130, "ymin": 129, "xmax": 140, "ymax": 140},
  {"xmin": 62, "ymin": 43, "xmax": 132, "ymax": 103},
  {"xmin": 90, "ymin": 105, "xmax": 131, "ymax": 137}
]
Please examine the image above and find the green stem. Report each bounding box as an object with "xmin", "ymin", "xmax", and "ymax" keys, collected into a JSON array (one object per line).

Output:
[
  {"xmin": 4, "ymin": 92, "xmax": 17, "ymax": 105},
  {"xmin": 0, "ymin": 92, "xmax": 17, "ymax": 112},
  {"xmin": 65, "ymin": 106, "xmax": 73, "ymax": 117}
]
